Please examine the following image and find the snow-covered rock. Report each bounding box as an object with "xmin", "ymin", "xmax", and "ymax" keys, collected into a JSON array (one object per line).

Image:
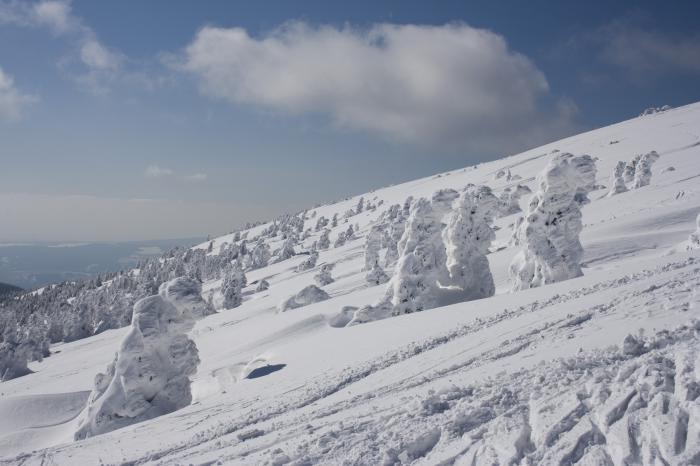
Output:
[
  {"xmin": 74, "ymin": 277, "xmax": 212, "ymax": 439},
  {"xmin": 279, "ymin": 285, "xmax": 330, "ymax": 312},
  {"xmin": 510, "ymin": 153, "xmax": 597, "ymax": 290}
]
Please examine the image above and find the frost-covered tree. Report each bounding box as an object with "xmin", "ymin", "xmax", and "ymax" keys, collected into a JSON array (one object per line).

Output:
[
  {"xmin": 402, "ymin": 196, "xmax": 413, "ymax": 216},
  {"xmin": 356, "ymin": 196, "xmax": 365, "ymax": 214},
  {"xmin": 364, "ymin": 225, "xmax": 383, "ymax": 272},
  {"xmin": 296, "ymin": 251, "xmax": 319, "ymax": 272},
  {"xmin": 631, "ymin": 150, "xmax": 660, "ymax": 189},
  {"xmin": 497, "ymin": 184, "xmax": 532, "ymax": 216},
  {"xmin": 279, "ymin": 285, "xmax": 330, "ymax": 312},
  {"xmin": 0, "ymin": 326, "xmax": 43, "ymax": 381},
  {"xmin": 331, "ymin": 213, "xmax": 338, "ymax": 228},
  {"xmin": 272, "ymin": 238, "xmax": 296, "ymax": 263},
  {"xmin": 248, "ymin": 240, "xmax": 271, "ymax": 270},
  {"xmin": 74, "ymin": 277, "xmax": 213, "ymax": 439},
  {"xmin": 388, "ymin": 197, "xmax": 451, "ymax": 315},
  {"xmin": 334, "ymin": 231, "xmax": 347, "ymax": 248},
  {"xmin": 317, "ymin": 228, "xmax": 331, "ymax": 250},
  {"xmin": 314, "ymin": 263, "xmax": 335, "ymax": 286},
  {"xmin": 366, "ymin": 263, "xmax": 390, "ymax": 286},
  {"xmin": 383, "ymin": 214, "xmax": 406, "ymax": 268},
  {"xmin": 607, "ymin": 161, "xmax": 628, "ymax": 197},
  {"xmin": 443, "ymin": 185, "xmax": 499, "ymax": 301},
  {"xmin": 221, "ymin": 260, "xmax": 246, "ymax": 309},
  {"xmin": 345, "ymin": 224, "xmax": 355, "ymax": 240},
  {"xmin": 688, "ymin": 212, "xmax": 700, "ymax": 250},
  {"xmin": 623, "ymin": 154, "xmax": 641, "ymax": 184},
  {"xmin": 509, "ymin": 153, "xmax": 597, "ymax": 291}
]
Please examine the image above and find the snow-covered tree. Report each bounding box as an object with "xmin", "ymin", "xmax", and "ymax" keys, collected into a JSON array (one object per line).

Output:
[
  {"xmin": 497, "ymin": 184, "xmax": 532, "ymax": 216},
  {"xmin": 688, "ymin": 212, "xmax": 700, "ymax": 250},
  {"xmin": 279, "ymin": 285, "xmax": 330, "ymax": 312},
  {"xmin": 334, "ymin": 231, "xmax": 347, "ymax": 248},
  {"xmin": 345, "ymin": 224, "xmax": 355, "ymax": 240},
  {"xmin": 623, "ymin": 154, "xmax": 641, "ymax": 184},
  {"xmin": 271, "ymin": 238, "xmax": 296, "ymax": 263},
  {"xmin": 248, "ymin": 240, "xmax": 271, "ymax": 270},
  {"xmin": 356, "ymin": 196, "xmax": 365, "ymax": 214},
  {"xmin": 509, "ymin": 153, "xmax": 597, "ymax": 291},
  {"xmin": 314, "ymin": 263, "xmax": 335, "ymax": 286},
  {"xmin": 607, "ymin": 161, "xmax": 628, "ymax": 196},
  {"xmin": 296, "ymin": 251, "xmax": 319, "ymax": 272},
  {"xmin": 364, "ymin": 225, "xmax": 383, "ymax": 272},
  {"xmin": 366, "ymin": 263, "xmax": 390, "ymax": 286},
  {"xmin": 383, "ymin": 214, "xmax": 406, "ymax": 267},
  {"xmin": 443, "ymin": 185, "xmax": 499, "ymax": 301},
  {"xmin": 631, "ymin": 150, "xmax": 660, "ymax": 189},
  {"xmin": 331, "ymin": 213, "xmax": 338, "ymax": 228},
  {"xmin": 388, "ymin": 197, "xmax": 451, "ymax": 315},
  {"xmin": 221, "ymin": 260, "xmax": 246, "ymax": 309},
  {"xmin": 318, "ymin": 228, "xmax": 331, "ymax": 250},
  {"xmin": 75, "ymin": 277, "xmax": 212, "ymax": 439}
]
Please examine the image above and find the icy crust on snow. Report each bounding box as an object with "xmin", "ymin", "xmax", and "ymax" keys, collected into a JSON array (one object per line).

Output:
[
  {"xmin": 510, "ymin": 153, "xmax": 597, "ymax": 290},
  {"xmin": 74, "ymin": 277, "xmax": 212, "ymax": 439}
]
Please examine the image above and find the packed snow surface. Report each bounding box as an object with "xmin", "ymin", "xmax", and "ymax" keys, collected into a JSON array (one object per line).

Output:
[{"xmin": 2, "ymin": 103, "xmax": 700, "ymax": 464}]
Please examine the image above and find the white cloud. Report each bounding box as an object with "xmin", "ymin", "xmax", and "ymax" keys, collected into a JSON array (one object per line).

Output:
[
  {"xmin": 144, "ymin": 164, "xmax": 174, "ymax": 178},
  {"xmin": 180, "ymin": 22, "xmax": 576, "ymax": 154},
  {"xmin": 0, "ymin": 66, "xmax": 37, "ymax": 122},
  {"xmin": 184, "ymin": 173, "xmax": 207, "ymax": 182},
  {"xmin": 32, "ymin": 0, "xmax": 73, "ymax": 33},
  {"xmin": 80, "ymin": 37, "xmax": 121, "ymax": 71},
  {"xmin": 0, "ymin": 0, "xmax": 123, "ymax": 92}
]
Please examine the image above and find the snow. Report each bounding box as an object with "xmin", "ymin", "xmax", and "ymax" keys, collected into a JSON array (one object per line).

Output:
[{"xmin": 2, "ymin": 102, "xmax": 700, "ymax": 464}]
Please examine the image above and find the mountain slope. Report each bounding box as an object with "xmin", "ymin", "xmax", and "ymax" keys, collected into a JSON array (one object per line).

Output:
[{"xmin": 1, "ymin": 103, "xmax": 699, "ymax": 465}]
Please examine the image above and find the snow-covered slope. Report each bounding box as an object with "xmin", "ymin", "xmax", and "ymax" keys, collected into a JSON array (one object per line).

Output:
[{"xmin": 2, "ymin": 103, "xmax": 700, "ymax": 465}]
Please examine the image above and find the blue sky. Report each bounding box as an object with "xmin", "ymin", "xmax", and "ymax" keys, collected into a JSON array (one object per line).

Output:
[{"xmin": 1, "ymin": 0, "xmax": 699, "ymax": 241}]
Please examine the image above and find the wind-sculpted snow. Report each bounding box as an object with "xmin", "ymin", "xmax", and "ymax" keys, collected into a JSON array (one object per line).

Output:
[
  {"xmin": 510, "ymin": 153, "xmax": 597, "ymax": 290},
  {"xmin": 74, "ymin": 277, "xmax": 211, "ymax": 439}
]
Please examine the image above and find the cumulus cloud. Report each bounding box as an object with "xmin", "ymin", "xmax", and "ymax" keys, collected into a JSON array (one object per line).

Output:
[
  {"xmin": 180, "ymin": 22, "xmax": 576, "ymax": 154},
  {"xmin": 144, "ymin": 164, "xmax": 174, "ymax": 178},
  {"xmin": 599, "ymin": 22, "xmax": 700, "ymax": 79},
  {"xmin": 0, "ymin": 66, "xmax": 37, "ymax": 122}
]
